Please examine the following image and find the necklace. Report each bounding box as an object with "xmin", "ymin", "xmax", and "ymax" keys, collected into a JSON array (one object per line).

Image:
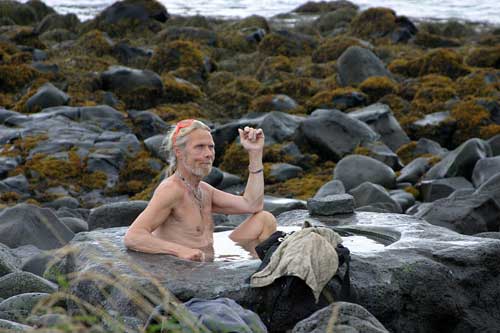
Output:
[{"xmin": 175, "ymin": 171, "xmax": 203, "ymax": 213}]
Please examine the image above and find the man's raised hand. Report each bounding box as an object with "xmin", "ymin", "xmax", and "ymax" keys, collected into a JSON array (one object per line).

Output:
[{"xmin": 238, "ymin": 126, "xmax": 264, "ymax": 152}]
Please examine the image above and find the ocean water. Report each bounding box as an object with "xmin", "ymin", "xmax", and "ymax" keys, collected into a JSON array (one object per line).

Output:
[{"xmin": 17, "ymin": 0, "xmax": 500, "ymax": 25}]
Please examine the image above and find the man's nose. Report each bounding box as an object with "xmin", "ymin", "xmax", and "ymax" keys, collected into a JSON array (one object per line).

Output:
[{"xmin": 204, "ymin": 147, "xmax": 214, "ymax": 158}]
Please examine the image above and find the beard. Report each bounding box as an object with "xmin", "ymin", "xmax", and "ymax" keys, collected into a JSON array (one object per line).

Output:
[{"xmin": 182, "ymin": 159, "xmax": 213, "ymax": 178}]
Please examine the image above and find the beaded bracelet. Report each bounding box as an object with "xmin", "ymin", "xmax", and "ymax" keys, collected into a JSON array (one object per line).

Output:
[{"xmin": 249, "ymin": 167, "xmax": 264, "ymax": 174}]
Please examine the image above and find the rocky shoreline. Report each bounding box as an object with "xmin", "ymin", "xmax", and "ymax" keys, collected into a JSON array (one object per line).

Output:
[{"xmin": 1, "ymin": 0, "xmax": 500, "ymax": 332}]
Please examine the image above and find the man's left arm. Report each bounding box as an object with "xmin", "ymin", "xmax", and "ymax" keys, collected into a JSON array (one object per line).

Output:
[{"xmin": 211, "ymin": 126, "xmax": 265, "ymax": 214}]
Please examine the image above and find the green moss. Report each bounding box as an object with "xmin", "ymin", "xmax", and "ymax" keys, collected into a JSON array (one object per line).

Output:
[
  {"xmin": 218, "ymin": 31, "xmax": 255, "ymax": 53},
  {"xmin": 0, "ymin": 64, "xmax": 37, "ymax": 92},
  {"xmin": 148, "ymin": 40, "xmax": 205, "ymax": 75},
  {"xmin": 456, "ymin": 70, "xmax": 499, "ymax": 98},
  {"xmin": 359, "ymin": 76, "xmax": 397, "ymax": 102},
  {"xmin": 410, "ymin": 75, "xmax": 457, "ymax": 115},
  {"xmin": 82, "ymin": 171, "xmax": 108, "ymax": 189},
  {"xmin": 249, "ymin": 94, "xmax": 301, "ymax": 114},
  {"xmin": 219, "ymin": 142, "xmax": 249, "ymax": 177},
  {"xmin": 0, "ymin": 191, "xmax": 21, "ymax": 205},
  {"xmin": 311, "ymin": 36, "xmax": 361, "ymax": 63},
  {"xmin": 259, "ymin": 78, "xmax": 320, "ymax": 104},
  {"xmin": 379, "ymin": 91, "xmax": 407, "ymax": 112},
  {"xmin": 306, "ymin": 87, "xmax": 367, "ymax": 112},
  {"xmin": 0, "ymin": 1, "xmax": 37, "ymax": 25},
  {"xmin": 479, "ymin": 124, "xmax": 500, "ymax": 139},
  {"xmin": 256, "ymin": 56, "xmax": 293, "ymax": 83},
  {"xmin": 389, "ymin": 49, "xmax": 470, "ymax": 79},
  {"xmin": 413, "ymin": 32, "xmax": 461, "ymax": 48},
  {"xmin": 265, "ymin": 161, "xmax": 335, "ymax": 200},
  {"xmin": 76, "ymin": 30, "xmax": 114, "ymax": 57},
  {"xmin": 349, "ymin": 7, "xmax": 397, "ymax": 40},
  {"xmin": 162, "ymin": 74, "xmax": 203, "ymax": 103},
  {"xmin": 258, "ymin": 33, "xmax": 316, "ymax": 57},
  {"xmin": 465, "ymin": 46, "xmax": 500, "ymax": 69},
  {"xmin": 205, "ymin": 71, "xmax": 235, "ymax": 94},
  {"xmin": 395, "ymin": 141, "xmax": 417, "ymax": 165},
  {"xmin": 450, "ymin": 99, "xmax": 491, "ymax": 145},
  {"xmin": 403, "ymin": 186, "xmax": 420, "ymax": 199},
  {"xmin": 116, "ymin": 150, "xmax": 162, "ymax": 196},
  {"xmin": 131, "ymin": 172, "xmax": 163, "ymax": 201},
  {"xmin": 151, "ymin": 103, "xmax": 206, "ymax": 122},
  {"xmin": 26, "ymin": 152, "xmax": 81, "ymax": 182}
]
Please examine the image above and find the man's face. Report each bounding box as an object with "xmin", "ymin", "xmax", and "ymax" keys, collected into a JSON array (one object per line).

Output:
[{"xmin": 179, "ymin": 129, "xmax": 215, "ymax": 178}]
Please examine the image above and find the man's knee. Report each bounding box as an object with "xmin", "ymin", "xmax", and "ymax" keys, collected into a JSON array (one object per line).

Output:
[{"xmin": 255, "ymin": 210, "xmax": 277, "ymax": 232}]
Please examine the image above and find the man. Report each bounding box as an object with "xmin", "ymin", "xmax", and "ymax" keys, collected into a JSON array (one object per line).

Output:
[{"xmin": 124, "ymin": 119, "xmax": 277, "ymax": 261}]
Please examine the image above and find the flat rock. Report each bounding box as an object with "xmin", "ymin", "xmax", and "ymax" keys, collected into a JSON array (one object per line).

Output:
[
  {"xmin": 47, "ymin": 210, "xmax": 500, "ymax": 332},
  {"xmin": 307, "ymin": 194, "xmax": 355, "ymax": 216}
]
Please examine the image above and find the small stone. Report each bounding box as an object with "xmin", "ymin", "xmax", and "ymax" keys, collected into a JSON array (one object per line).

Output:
[{"xmin": 307, "ymin": 194, "xmax": 354, "ymax": 216}]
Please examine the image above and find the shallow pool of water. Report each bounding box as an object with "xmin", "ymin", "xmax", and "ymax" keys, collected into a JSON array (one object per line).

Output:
[{"xmin": 213, "ymin": 226, "xmax": 388, "ymax": 262}]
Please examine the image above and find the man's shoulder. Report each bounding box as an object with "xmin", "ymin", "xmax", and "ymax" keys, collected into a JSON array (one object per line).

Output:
[{"xmin": 154, "ymin": 177, "xmax": 184, "ymax": 198}]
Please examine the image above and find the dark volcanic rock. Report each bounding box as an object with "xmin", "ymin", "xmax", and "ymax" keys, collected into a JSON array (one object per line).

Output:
[
  {"xmin": 414, "ymin": 188, "xmax": 500, "ymax": 235},
  {"xmin": 47, "ymin": 211, "xmax": 500, "ymax": 332},
  {"xmin": 269, "ymin": 163, "xmax": 303, "ymax": 182},
  {"xmin": 337, "ymin": 46, "xmax": 392, "ymax": 86},
  {"xmin": 0, "ymin": 204, "xmax": 74, "ymax": 250},
  {"xmin": 307, "ymin": 194, "xmax": 355, "ymax": 215},
  {"xmin": 348, "ymin": 103, "xmax": 410, "ymax": 151},
  {"xmin": 471, "ymin": 156, "xmax": 500, "ymax": 188},
  {"xmin": 0, "ymin": 244, "xmax": 19, "ymax": 278},
  {"xmin": 349, "ymin": 182, "xmax": 402, "ymax": 213},
  {"xmin": 419, "ymin": 177, "xmax": 474, "ymax": 202},
  {"xmin": 313, "ymin": 180, "xmax": 345, "ymax": 199},
  {"xmin": 298, "ymin": 110, "xmax": 379, "ymax": 161},
  {"xmin": 334, "ymin": 155, "xmax": 396, "ymax": 191},
  {"xmin": 25, "ymin": 83, "xmax": 70, "ymax": 113},
  {"xmin": 397, "ymin": 157, "xmax": 431, "ymax": 184},
  {"xmin": 87, "ymin": 201, "xmax": 147, "ymax": 230},
  {"xmin": 424, "ymin": 138, "xmax": 491, "ymax": 181}
]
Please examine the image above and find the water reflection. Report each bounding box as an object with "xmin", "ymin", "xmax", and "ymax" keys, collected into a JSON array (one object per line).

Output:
[{"xmin": 213, "ymin": 225, "xmax": 387, "ymax": 262}]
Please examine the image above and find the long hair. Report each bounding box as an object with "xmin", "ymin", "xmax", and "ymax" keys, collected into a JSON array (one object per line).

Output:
[{"xmin": 161, "ymin": 119, "xmax": 211, "ymax": 176}]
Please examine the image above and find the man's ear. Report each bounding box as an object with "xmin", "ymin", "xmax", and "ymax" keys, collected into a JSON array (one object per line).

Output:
[{"xmin": 174, "ymin": 146, "xmax": 183, "ymax": 161}]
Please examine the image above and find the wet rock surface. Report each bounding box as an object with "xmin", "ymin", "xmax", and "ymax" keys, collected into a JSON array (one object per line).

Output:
[{"xmin": 48, "ymin": 210, "xmax": 500, "ymax": 332}]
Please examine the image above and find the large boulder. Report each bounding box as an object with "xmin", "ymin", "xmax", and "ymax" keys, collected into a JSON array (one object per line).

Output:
[
  {"xmin": 313, "ymin": 180, "xmax": 345, "ymax": 199},
  {"xmin": 334, "ymin": 155, "xmax": 396, "ymax": 191},
  {"xmin": 0, "ymin": 293, "xmax": 51, "ymax": 322},
  {"xmin": 471, "ymin": 156, "xmax": 500, "ymax": 188},
  {"xmin": 0, "ymin": 204, "xmax": 74, "ymax": 250},
  {"xmin": 297, "ymin": 111, "xmax": 379, "ymax": 161},
  {"xmin": 100, "ymin": 66, "xmax": 164, "ymax": 109},
  {"xmin": 337, "ymin": 46, "xmax": 392, "ymax": 87},
  {"xmin": 25, "ymin": 83, "xmax": 70, "ymax": 113},
  {"xmin": 0, "ymin": 272, "xmax": 57, "ymax": 299},
  {"xmin": 87, "ymin": 201, "xmax": 148, "ymax": 230},
  {"xmin": 127, "ymin": 110, "xmax": 169, "ymax": 140},
  {"xmin": 349, "ymin": 182, "xmax": 402, "ymax": 213},
  {"xmin": 397, "ymin": 157, "xmax": 431, "ymax": 184},
  {"xmin": 348, "ymin": 103, "xmax": 410, "ymax": 151},
  {"xmin": 47, "ymin": 210, "xmax": 500, "ymax": 332},
  {"xmin": 419, "ymin": 177, "xmax": 474, "ymax": 202},
  {"xmin": 414, "ymin": 189, "xmax": 500, "ymax": 235},
  {"xmin": 424, "ymin": 138, "xmax": 492, "ymax": 181},
  {"xmin": 95, "ymin": 0, "xmax": 169, "ymax": 25}
]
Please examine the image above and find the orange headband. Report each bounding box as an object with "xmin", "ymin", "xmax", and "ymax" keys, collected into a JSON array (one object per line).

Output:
[{"xmin": 172, "ymin": 119, "xmax": 195, "ymax": 147}]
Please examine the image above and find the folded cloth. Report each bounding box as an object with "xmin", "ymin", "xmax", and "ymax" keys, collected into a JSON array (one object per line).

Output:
[
  {"xmin": 250, "ymin": 227, "xmax": 342, "ymax": 302},
  {"xmin": 185, "ymin": 297, "xmax": 267, "ymax": 333}
]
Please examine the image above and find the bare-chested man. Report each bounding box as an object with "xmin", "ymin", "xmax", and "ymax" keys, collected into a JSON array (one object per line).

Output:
[{"xmin": 124, "ymin": 119, "xmax": 277, "ymax": 261}]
